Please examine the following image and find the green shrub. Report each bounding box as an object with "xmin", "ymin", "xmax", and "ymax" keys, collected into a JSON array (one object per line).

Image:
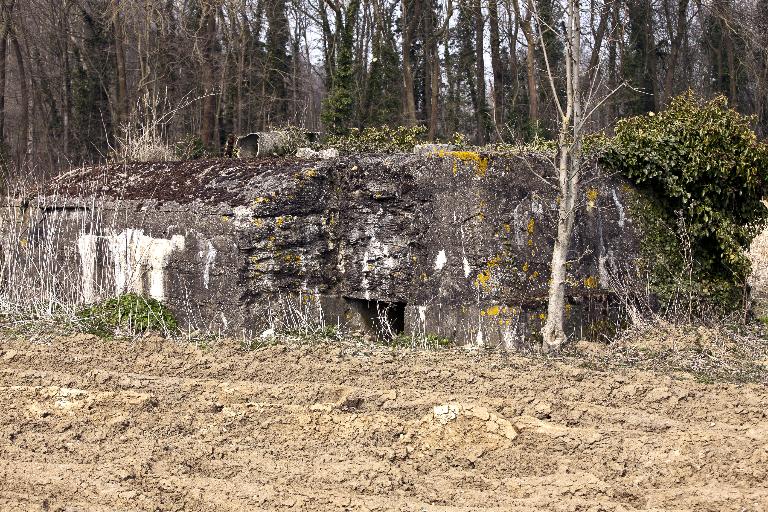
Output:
[
  {"xmin": 603, "ymin": 92, "xmax": 768, "ymax": 293},
  {"xmin": 174, "ymin": 135, "xmax": 210, "ymax": 160},
  {"xmin": 77, "ymin": 293, "xmax": 178, "ymax": 337},
  {"xmin": 325, "ymin": 125, "xmax": 427, "ymax": 154},
  {"xmin": 625, "ymin": 189, "xmax": 748, "ymax": 309}
]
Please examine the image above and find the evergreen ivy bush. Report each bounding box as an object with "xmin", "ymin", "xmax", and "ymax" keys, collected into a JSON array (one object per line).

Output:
[{"xmin": 603, "ymin": 92, "xmax": 768, "ymax": 305}]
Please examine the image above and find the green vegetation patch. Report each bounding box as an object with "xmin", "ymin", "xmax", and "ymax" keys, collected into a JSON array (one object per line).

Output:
[
  {"xmin": 603, "ymin": 92, "xmax": 768, "ymax": 309},
  {"xmin": 77, "ymin": 293, "xmax": 178, "ymax": 338},
  {"xmin": 326, "ymin": 125, "xmax": 428, "ymax": 154}
]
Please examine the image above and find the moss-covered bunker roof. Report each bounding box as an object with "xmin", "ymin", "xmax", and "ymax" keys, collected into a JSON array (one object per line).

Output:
[{"xmin": 46, "ymin": 157, "xmax": 318, "ymax": 206}]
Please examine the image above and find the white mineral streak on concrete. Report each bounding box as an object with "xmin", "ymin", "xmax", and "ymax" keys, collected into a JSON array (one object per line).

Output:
[
  {"xmin": 108, "ymin": 229, "xmax": 143, "ymax": 295},
  {"xmin": 475, "ymin": 328, "xmax": 485, "ymax": 347},
  {"xmin": 611, "ymin": 189, "xmax": 625, "ymax": 228},
  {"xmin": 232, "ymin": 206, "xmax": 254, "ymax": 227},
  {"xmin": 434, "ymin": 250, "xmax": 447, "ymax": 271},
  {"xmin": 418, "ymin": 305, "xmax": 427, "ymax": 324},
  {"xmin": 361, "ymin": 249, "xmax": 371, "ymax": 301},
  {"xmin": 366, "ymin": 233, "xmax": 395, "ymax": 268},
  {"xmin": 107, "ymin": 229, "xmax": 185, "ymax": 302},
  {"xmin": 459, "ymin": 222, "xmax": 472, "ymax": 278},
  {"xmin": 77, "ymin": 234, "xmax": 98, "ymax": 303},
  {"xmin": 199, "ymin": 241, "xmax": 217, "ymax": 289},
  {"xmin": 531, "ymin": 198, "xmax": 543, "ymax": 215},
  {"xmin": 513, "ymin": 203, "xmax": 524, "ymax": 247},
  {"xmin": 361, "ymin": 230, "xmax": 396, "ymax": 301},
  {"xmin": 599, "ymin": 253, "xmax": 609, "ymax": 287},
  {"xmin": 501, "ymin": 322, "xmax": 520, "ymax": 351}
]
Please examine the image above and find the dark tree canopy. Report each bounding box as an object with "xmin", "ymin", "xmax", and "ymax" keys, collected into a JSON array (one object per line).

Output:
[{"xmin": 0, "ymin": 0, "xmax": 768, "ymax": 177}]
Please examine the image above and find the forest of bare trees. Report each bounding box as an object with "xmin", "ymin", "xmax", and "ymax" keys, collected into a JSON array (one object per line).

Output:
[{"xmin": 0, "ymin": 0, "xmax": 767, "ymax": 175}]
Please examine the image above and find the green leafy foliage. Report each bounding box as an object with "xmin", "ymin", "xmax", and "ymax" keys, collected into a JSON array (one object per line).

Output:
[
  {"xmin": 625, "ymin": 190, "xmax": 744, "ymax": 308},
  {"xmin": 174, "ymin": 135, "xmax": 211, "ymax": 160},
  {"xmin": 77, "ymin": 293, "xmax": 178, "ymax": 338},
  {"xmin": 326, "ymin": 125, "xmax": 428, "ymax": 154},
  {"xmin": 388, "ymin": 332, "xmax": 452, "ymax": 349},
  {"xmin": 603, "ymin": 92, "xmax": 768, "ymax": 287}
]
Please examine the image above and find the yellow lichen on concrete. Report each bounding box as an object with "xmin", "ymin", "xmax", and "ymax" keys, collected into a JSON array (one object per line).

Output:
[
  {"xmin": 475, "ymin": 255, "xmax": 503, "ymax": 289},
  {"xmin": 475, "ymin": 270, "xmax": 491, "ymax": 288},
  {"xmin": 283, "ymin": 253, "xmax": 302, "ymax": 263},
  {"xmin": 253, "ymin": 196, "xmax": 270, "ymax": 204},
  {"xmin": 437, "ymin": 150, "xmax": 490, "ymax": 177},
  {"xmin": 586, "ymin": 188, "xmax": 599, "ymax": 210},
  {"xmin": 584, "ymin": 275, "xmax": 598, "ymax": 288}
]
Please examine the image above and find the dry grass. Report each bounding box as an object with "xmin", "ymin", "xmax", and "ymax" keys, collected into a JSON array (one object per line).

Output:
[{"xmin": 565, "ymin": 320, "xmax": 768, "ymax": 384}]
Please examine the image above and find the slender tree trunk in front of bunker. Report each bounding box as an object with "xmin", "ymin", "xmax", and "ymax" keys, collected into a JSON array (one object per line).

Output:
[{"xmin": 542, "ymin": 0, "xmax": 582, "ymax": 353}]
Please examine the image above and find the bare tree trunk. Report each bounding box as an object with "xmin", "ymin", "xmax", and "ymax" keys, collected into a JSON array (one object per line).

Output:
[
  {"xmin": 428, "ymin": 46, "xmax": 440, "ymax": 139},
  {"xmin": 489, "ymin": 0, "xmax": 504, "ymax": 138},
  {"xmin": 0, "ymin": 0, "xmax": 15, "ymax": 151},
  {"xmin": 200, "ymin": 2, "xmax": 218, "ymax": 149},
  {"xmin": 61, "ymin": 1, "xmax": 72, "ymax": 157},
  {"xmin": 427, "ymin": 0, "xmax": 452, "ymax": 139},
  {"xmin": 401, "ymin": 0, "xmax": 418, "ymax": 125},
  {"xmin": 587, "ymin": 1, "xmax": 610, "ymax": 85},
  {"xmin": 113, "ymin": 6, "xmax": 129, "ymax": 127},
  {"xmin": 474, "ymin": 0, "xmax": 487, "ymax": 144},
  {"xmin": 236, "ymin": 0, "xmax": 247, "ymax": 134},
  {"xmin": 542, "ymin": 0, "xmax": 582, "ymax": 352},
  {"xmin": 11, "ymin": 33, "xmax": 27, "ymax": 163},
  {"xmin": 662, "ymin": 0, "xmax": 689, "ymax": 103},
  {"xmin": 513, "ymin": 0, "xmax": 539, "ymax": 132},
  {"xmin": 506, "ymin": 1, "xmax": 520, "ymax": 111},
  {"xmin": 726, "ymin": 27, "xmax": 737, "ymax": 106},
  {"xmin": 0, "ymin": 33, "xmax": 5, "ymax": 148}
]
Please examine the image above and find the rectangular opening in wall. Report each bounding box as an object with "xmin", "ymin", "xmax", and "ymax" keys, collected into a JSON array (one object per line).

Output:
[{"xmin": 343, "ymin": 297, "xmax": 406, "ymax": 340}]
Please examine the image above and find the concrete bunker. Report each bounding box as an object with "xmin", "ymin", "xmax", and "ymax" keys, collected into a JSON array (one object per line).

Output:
[{"xmin": 2, "ymin": 153, "xmax": 644, "ymax": 346}]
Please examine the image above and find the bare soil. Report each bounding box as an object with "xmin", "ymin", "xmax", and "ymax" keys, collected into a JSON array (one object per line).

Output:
[{"xmin": 1, "ymin": 334, "xmax": 767, "ymax": 511}]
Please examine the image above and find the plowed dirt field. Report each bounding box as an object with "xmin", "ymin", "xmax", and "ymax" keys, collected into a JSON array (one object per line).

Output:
[{"xmin": 1, "ymin": 334, "xmax": 767, "ymax": 511}]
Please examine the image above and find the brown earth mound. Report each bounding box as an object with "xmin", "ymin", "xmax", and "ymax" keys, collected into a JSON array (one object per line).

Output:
[{"xmin": 1, "ymin": 335, "xmax": 766, "ymax": 511}]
